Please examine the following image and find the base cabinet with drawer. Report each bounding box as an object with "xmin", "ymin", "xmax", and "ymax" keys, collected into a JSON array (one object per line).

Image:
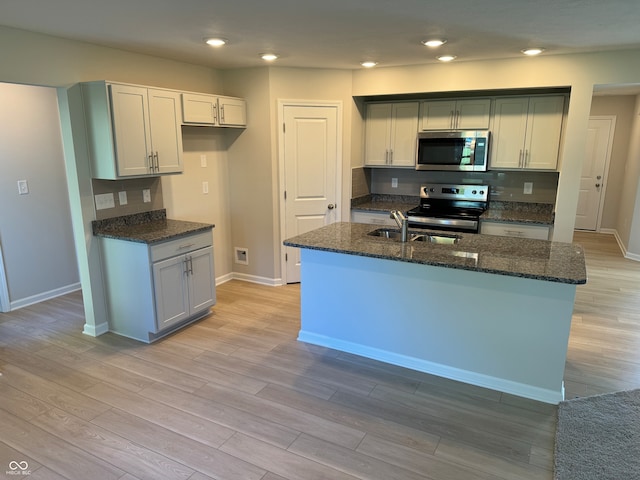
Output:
[
  {"xmin": 480, "ymin": 221, "xmax": 551, "ymax": 240},
  {"xmin": 100, "ymin": 230, "xmax": 216, "ymax": 343}
]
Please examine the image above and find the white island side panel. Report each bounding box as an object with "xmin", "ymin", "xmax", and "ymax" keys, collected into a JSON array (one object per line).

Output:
[{"xmin": 298, "ymin": 249, "xmax": 576, "ymax": 404}]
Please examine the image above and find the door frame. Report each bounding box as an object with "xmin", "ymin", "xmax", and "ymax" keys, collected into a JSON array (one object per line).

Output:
[
  {"xmin": 585, "ymin": 115, "xmax": 616, "ymax": 231},
  {"xmin": 277, "ymin": 99, "xmax": 343, "ymax": 285},
  {"xmin": 0, "ymin": 239, "xmax": 10, "ymax": 312}
]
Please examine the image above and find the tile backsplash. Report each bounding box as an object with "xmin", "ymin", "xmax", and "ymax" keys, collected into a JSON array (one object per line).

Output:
[
  {"xmin": 361, "ymin": 168, "xmax": 559, "ymax": 205},
  {"xmin": 92, "ymin": 177, "xmax": 164, "ymax": 220}
]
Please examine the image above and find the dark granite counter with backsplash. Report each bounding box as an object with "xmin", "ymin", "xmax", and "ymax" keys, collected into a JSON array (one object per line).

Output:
[
  {"xmin": 481, "ymin": 201, "xmax": 555, "ymax": 225},
  {"xmin": 351, "ymin": 194, "xmax": 420, "ymax": 214},
  {"xmin": 352, "ymin": 195, "xmax": 555, "ymax": 225},
  {"xmin": 284, "ymin": 221, "xmax": 585, "ymax": 284},
  {"xmin": 92, "ymin": 209, "xmax": 214, "ymax": 244}
]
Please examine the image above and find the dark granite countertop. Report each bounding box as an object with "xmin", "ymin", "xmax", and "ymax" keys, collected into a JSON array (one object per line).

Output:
[
  {"xmin": 352, "ymin": 195, "xmax": 555, "ymax": 226},
  {"xmin": 284, "ymin": 222, "xmax": 586, "ymax": 285},
  {"xmin": 481, "ymin": 201, "xmax": 555, "ymax": 225},
  {"xmin": 92, "ymin": 210, "xmax": 214, "ymax": 244},
  {"xmin": 351, "ymin": 194, "xmax": 420, "ymax": 214}
]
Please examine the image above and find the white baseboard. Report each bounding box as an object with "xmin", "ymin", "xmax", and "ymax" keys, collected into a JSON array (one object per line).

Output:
[
  {"xmin": 10, "ymin": 282, "xmax": 81, "ymax": 311},
  {"xmin": 598, "ymin": 228, "xmax": 640, "ymax": 262},
  {"xmin": 83, "ymin": 321, "xmax": 109, "ymax": 337},
  {"xmin": 228, "ymin": 272, "xmax": 284, "ymax": 287},
  {"xmin": 298, "ymin": 331, "xmax": 564, "ymax": 404}
]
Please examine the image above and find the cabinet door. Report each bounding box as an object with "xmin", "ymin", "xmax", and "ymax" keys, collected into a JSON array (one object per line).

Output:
[
  {"xmin": 148, "ymin": 89, "xmax": 184, "ymax": 174},
  {"xmin": 182, "ymin": 93, "xmax": 218, "ymax": 124},
  {"xmin": 489, "ymin": 97, "xmax": 529, "ymax": 169},
  {"xmin": 153, "ymin": 254, "xmax": 190, "ymax": 331},
  {"xmin": 456, "ymin": 99, "xmax": 491, "ymax": 129},
  {"xmin": 524, "ymin": 96, "xmax": 564, "ymax": 170},
  {"xmin": 420, "ymin": 100, "xmax": 456, "ymax": 130},
  {"xmin": 109, "ymin": 84, "xmax": 153, "ymax": 176},
  {"xmin": 389, "ymin": 102, "xmax": 419, "ymax": 166},
  {"xmin": 364, "ymin": 103, "xmax": 393, "ymax": 166},
  {"xmin": 218, "ymin": 97, "xmax": 247, "ymax": 126},
  {"xmin": 187, "ymin": 246, "xmax": 216, "ymax": 313}
]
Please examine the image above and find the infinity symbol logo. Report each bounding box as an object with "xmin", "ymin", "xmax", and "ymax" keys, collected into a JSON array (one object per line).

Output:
[{"xmin": 8, "ymin": 461, "xmax": 29, "ymax": 471}]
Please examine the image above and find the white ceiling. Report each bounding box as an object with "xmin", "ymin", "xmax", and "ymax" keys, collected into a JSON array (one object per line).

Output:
[{"xmin": 1, "ymin": 0, "xmax": 640, "ymax": 71}]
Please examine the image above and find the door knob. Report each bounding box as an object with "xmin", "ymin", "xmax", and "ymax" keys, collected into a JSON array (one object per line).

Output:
[
  {"xmin": 327, "ymin": 203, "xmax": 336, "ymax": 210},
  {"xmin": 596, "ymin": 175, "xmax": 602, "ymax": 180},
  {"xmin": 595, "ymin": 183, "xmax": 601, "ymax": 188}
]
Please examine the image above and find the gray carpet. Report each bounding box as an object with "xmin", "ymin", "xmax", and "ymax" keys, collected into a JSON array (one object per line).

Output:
[{"xmin": 555, "ymin": 389, "xmax": 640, "ymax": 479}]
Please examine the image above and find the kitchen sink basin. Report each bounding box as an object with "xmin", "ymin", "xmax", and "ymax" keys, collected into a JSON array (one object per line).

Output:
[{"xmin": 367, "ymin": 228, "xmax": 460, "ymax": 244}]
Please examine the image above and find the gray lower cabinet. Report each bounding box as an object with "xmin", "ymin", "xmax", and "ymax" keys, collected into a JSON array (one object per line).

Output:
[{"xmin": 100, "ymin": 230, "xmax": 215, "ymax": 342}]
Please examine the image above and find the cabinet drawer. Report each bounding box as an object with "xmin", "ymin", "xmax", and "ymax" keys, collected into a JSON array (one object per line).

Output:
[
  {"xmin": 351, "ymin": 211, "xmax": 397, "ymax": 226},
  {"xmin": 480, "ymin": 222, "xmax": 550, "ymax": 240},
  {"xmin": 150, "ymin": 230, "xmax": 213, "ymax": 262}
]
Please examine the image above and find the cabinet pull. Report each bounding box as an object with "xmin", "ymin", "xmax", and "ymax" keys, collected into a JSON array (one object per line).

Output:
[
  {"xmin": 213, "ymin": 105, "xmax": 218, "ymax": 124},
  {"xmin": 188, "ymin": 256, "xmax": 194, "ymax": 275},
  {"xmin": 148, "ymin": 153, "xmax": 154, "ymax": 173},
  {"xmin": 518, "ymin": 149, "xmax": 523, "ymax": 168},
  {"xmin": 504, "ymin": 229, "xmax": 524, "ymax": 236},
  {"xmin": 154, "ymin": 151, "xmax": 159, "ymax": 172},
  {"xmin": 524, "ymin": 149, "xmax": 529, "ymax": 167},
  {"xmin": 183, "ymin": 258, "xmax": 189, "ymax": 276},
  {"xmin": 220, "ymin": 105, "xmax": 225, "ymax": 123},
  {"xmin": 178, "ymin": 243, "xmax": 196, "ymax": 250},
  {"xmin": 450, "ymin": 110, "xmax": 455, "ymax": 129},
  {"xmin": 389, "ymin": 149, "xmax": 393, "ymax": 164}
]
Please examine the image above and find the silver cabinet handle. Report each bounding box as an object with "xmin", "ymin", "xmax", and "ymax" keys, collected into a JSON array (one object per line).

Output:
[
  {"xmin": 154, "ymin": 151, "xmax": 159, "ymax": 172},
  {"xmin": 385, "ymin": 150, "xmax": 389, "ymax": 164},
  {"xmin": 148, "ymin": 153, "xmax": 154, "ymax": 173},
  {"xmin": 178, "ymin": 243, "xmax": 195, "ymax": 250},
  {"xmin": 220, "ymin": 105, "xmax": 225, "ymax": 124},
  {"xmin": 518, "ymin": 150, "xmax": 523, "ymax": 168},
  {"xmin": 389, "ymin": 149, "xmax": 393, "ymax": 164},
  {"xmin": 327, "ymin": 203, "xmax": 336, "ymax": 210},
  {"xmin": 188, "ymin": 256, "xmax": 194, "ymax": 275},
  {"xmin": 524, "ymin": 149, "xmax": 529, "ymax": 167},
  {"xmin": 213, "ymin": 104, "xmax": 218, "ymax": 124},
  {"xmin": 183, "ymin": 258, "xmax": 189, "ymax": 276}
]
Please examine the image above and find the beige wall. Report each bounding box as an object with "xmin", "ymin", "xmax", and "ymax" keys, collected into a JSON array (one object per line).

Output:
[
  {"xmin": 351, "ymin": 50, "xmax": 640, "ymax": 245},
  {"xmin": 589, "ymin": 96, "xmax": 636, "ymax": 230},
  {"xmin": 622, "ymin": 96, "xmax": 640, "ymax": 255}
]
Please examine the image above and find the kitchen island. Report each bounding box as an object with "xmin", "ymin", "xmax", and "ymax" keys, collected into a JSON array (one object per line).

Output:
[{"xmin": 284, "ymin": 222, "xmax": 586, "ymax": 404}]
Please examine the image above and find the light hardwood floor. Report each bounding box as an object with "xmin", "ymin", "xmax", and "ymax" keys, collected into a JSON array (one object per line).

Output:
[{"xmin": 0, "ymin": 231, "xmax": 638, "ymax": 480}]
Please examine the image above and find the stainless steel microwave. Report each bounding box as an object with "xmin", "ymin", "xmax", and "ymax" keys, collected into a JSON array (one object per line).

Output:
[{"xmin": 416, "ymin": 130, "xmax": 490, "ymax": 172}]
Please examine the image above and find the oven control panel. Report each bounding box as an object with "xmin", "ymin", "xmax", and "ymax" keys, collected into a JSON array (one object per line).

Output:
[{"xmin": 419, "ymin": 184, "xmax": 489, "ymax": 202}]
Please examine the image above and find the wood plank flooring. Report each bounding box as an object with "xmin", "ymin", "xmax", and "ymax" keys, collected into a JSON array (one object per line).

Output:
[{"xmin": 0, "ymin": 230, "xmax": 638, "ymax": 479}]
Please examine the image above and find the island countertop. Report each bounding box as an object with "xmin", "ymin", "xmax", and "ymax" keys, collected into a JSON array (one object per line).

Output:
[{"xmin": 284, "ymin": 222, "xmax": 586, "ymax": 285}]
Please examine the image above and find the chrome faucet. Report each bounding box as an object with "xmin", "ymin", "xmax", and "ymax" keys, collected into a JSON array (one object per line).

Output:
[{"xmin": 390, "ymin": 210, "xmax": 409, "ymax": 242}]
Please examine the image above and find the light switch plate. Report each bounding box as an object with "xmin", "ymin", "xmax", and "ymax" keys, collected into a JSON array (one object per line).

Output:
[
  {"xmin": 142, "ymin": 189, "xmax": 151, "ymax": 203},
  {"xmin": 391, "ymin": 178, "xmax": 398, "ymax": 188},
  {"xmin": 202, "ymin": 181, "xmax": 209, "ymax": 194},
  {"xmin": 523, "ymin": 182, "xmax": 533, "ymax": 195},
  {"xmin": 200, "ymin": 154, "xmax": 207, "ymax": 168},
  {"xmin": 17, "ymin": 180, "xmax": 29, "ymax": 195}
]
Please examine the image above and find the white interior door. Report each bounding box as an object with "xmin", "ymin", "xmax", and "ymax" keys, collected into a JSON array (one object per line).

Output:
[
  {"xmin": 575, "ymin": 116, "xmax": 615, "ymax": 231},
  {"xmin": 282, "ymin": 103, "xmax": 340, "ymax": 283}
]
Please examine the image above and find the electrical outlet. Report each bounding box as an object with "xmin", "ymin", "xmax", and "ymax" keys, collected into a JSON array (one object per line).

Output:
[
  {"xmin": 142, "ymin": 189, "xmax": 151, "ymax": 203},
  {"xmin": 118, "ymin": 191, "xmax": 128, "ymax": 205},
  {"xmin": 17, "ymin": 180, "xmax": 29, "ymax": 195},
  {"xmin": 523, "ymin": 182, "xmax": 533, "ymax": 195},
  {"xmin": 200, "ymin": 154, "xmax": 207, "ymax": 167},
  {"xmin": 391, "ymin": 178, "xmax": 398, "ymax": 188},
  {"xmin": 202, "ymin": 181, "xmax": 209, "ymax": 194}
]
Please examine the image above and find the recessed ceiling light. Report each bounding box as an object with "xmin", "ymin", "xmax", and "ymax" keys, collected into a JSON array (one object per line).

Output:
[
  {"xmin": 436, "ymin": 55, "xmax": 457, "ymax": 62},
  {"xmin": 205, "ymin": 37, "xmax": 228, "ymax": 47},
  {"xmin": 422, "ymin": 39, "xmax": 447, "ymax": 48},
  {"xmin": 361, "ymin": 61, "xmax": 378, "ymax": 68},
  {"xmin": 521, "ymin": 48, "xmax": 545, "ymax": 56},
  {"xmin": 261, "ymin": 53, "xmax": 279, "ymax": 61}
]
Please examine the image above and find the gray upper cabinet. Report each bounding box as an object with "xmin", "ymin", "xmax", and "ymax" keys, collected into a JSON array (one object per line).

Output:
[
  {"xmin": 420, "ymin": 98, "xmax": 491, "ymax": 130},
  {"xmin": 80, "ymin": 81, "xmax": 184, "ymax": 179},
  {"xmin": 364, "ymin": 102, "xmax": 419, "ymax": 167},
  {"xmin": 489, "ymin": 95, "xmax": 565, "ymax": 171},
  {"xmin": 182, "ymin": 93, "xmax": 247, "ymax": 127}
]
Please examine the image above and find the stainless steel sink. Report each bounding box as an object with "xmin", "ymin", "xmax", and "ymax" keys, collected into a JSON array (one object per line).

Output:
[{"xmin": 367, "ymin": 228, "xmax": 460, "ymax": 244}]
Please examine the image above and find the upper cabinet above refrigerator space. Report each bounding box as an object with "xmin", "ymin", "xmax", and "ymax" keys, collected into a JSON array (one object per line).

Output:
[{"xmin": 182, "ymin": 93, "xmax": 247, "ymax": 127}]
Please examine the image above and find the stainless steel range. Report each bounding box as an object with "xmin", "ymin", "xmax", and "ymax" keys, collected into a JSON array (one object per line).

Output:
[{"xmin": 406, "ymin": 183, "xmax": 489, "ymax": 233}]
